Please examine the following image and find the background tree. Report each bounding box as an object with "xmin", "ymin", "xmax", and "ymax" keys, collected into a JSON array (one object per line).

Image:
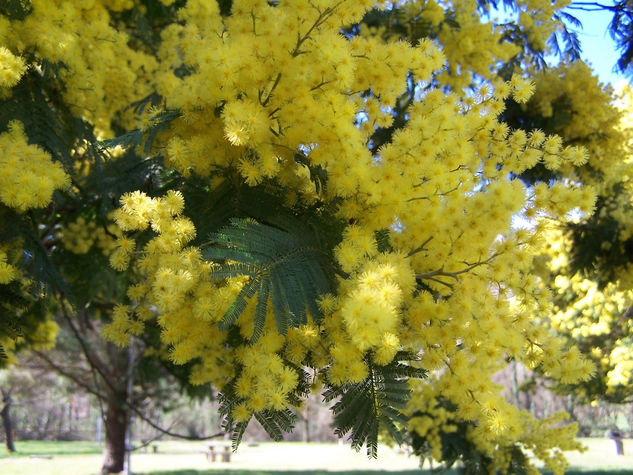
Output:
[
  {"xmin": 567, "ymin": 0, "xmax": 633, "ymax": 77},
  {"xmin": 500, "ymin": 59, "xmax": 633, "ymax": 406}
]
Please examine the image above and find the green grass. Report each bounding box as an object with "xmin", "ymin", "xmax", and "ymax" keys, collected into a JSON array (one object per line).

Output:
[
  {"xmin": 0, "ymin": 439, "xmax": 632, "ymax": 474},
  {"xmin": 0, "ymin": 440, "xmax": 103, "ymax": 458}
]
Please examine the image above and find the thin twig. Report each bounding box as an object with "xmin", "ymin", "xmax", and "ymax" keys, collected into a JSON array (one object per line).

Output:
[
  {"xmin": 415, "ymin": 253, "xmax": 498, "ymax": 281},
  {"xmin": 32, "ymin": 350, "xmax": 109, "ymax": 401},
  {"xmin": 261, "ymin": 73, "xmax": 282, "ymax": 107},
  {"xmin": 407, "ymin": 236, "xmax": 433, "ymax": 257}
]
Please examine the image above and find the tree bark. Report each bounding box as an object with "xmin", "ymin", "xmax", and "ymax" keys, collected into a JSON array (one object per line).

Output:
[
  {"xmin": 615, "ymin": 438, "xmax": 624, "ymax": 456},
  {"xmin": 1, "ymin": 389, "xmax": 16, "ymax": 453},
  {"xmin": 101, "ymin": 400, "xmax": 127, "ymax": 475},
  {"xmin": 303, "ymin": 403, "xmax": 310, "ymax": 443}
]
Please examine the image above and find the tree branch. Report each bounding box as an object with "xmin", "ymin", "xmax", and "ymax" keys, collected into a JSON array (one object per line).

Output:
[
  {"xmin": 415, "ymin": 254, "xmax": 499, "ymax": 281},
  {"xmin": 31, "ymin": 350, "xmax": 109, "ymax": 401},
  {"xmin": 407, "ymin": 236, "xmax": 433, "ymax": 257}
]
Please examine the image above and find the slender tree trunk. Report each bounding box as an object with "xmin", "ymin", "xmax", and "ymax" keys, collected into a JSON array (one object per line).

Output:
[
  {"xmin": 303, "ymin": 402, "xmax": 310, "ymax": 443},
  {"xmin": 58, "ymin": 403, "xmax": 65, "ymax": 434},
  {"xmin": 511, "ymin": 361, "xmax": 520, "ymax": 408},
  {"xmin": 40, "ymin": 411, "xmax": 51, "ymax": 439},
  {"xmin": 1, "ymin": 390, "xmax": 16, "ymax": 453},
  {"xmin": 101, "ymin": 400, "xmax": 127, "ymax": 475},
  {"xmin": 566, "ymin": 393, "xmax": 576, "ymax": 421},
  {"xmin": 615, "ymin": 438, "xmax": 624, "ymax": 456}
]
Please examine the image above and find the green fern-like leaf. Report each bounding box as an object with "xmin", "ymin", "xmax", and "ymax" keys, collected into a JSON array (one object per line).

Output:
[
  {"xmin": 0, "ymin": 0, "xmax": 32, "ymax": 19},
  {"xmin": 0, "ymin": 269, "xmax": 54, "ymax": 362},
  {"xmin": 201, "ymin": 217, "xmax": 334, "ymax": 339},
  {"xmin": 218, "ymin": 375, "xmax": 298, "ymax": 449},
  {"xmin": 323, "ymin": 351, "xmax": 426, "ymax": 458},
  {"xmin": 96, "ymin": 109, "xmax": 180, "ymax": 154},
  {"xmin": 0, "ymin": 68, "xmax": 97, "ymax": 175},
  {"xmin": 230, "ymin": 421, "xmax": 249, "ymax": 450},
  {"xmin": 254, "ymin": 409, "xmax": 297, "ymax": 441},
  {"xmin": 217, "ymin": 387, "xmax": 248, "ymax": 450}
]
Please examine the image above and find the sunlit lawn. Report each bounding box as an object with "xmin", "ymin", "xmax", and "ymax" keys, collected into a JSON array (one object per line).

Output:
[{"xmin": 0, "ymin": 438, "xmax": 632, "ymax": 474}]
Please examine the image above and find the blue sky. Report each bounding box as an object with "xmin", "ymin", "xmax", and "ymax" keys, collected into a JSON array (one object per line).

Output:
[{"xmin": 568, "ymin": 7, "xmax": 625, "ymax": 86}]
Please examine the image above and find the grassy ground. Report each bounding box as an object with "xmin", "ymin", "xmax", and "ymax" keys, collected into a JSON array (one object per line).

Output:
[{"xmin": 0, "ymin": 439, "xmax": 632, "ymax": 474}]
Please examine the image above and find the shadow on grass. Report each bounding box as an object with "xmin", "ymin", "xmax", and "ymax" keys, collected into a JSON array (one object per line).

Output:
[
  {"xmin": 564, "ymin": 472, "xmax": 633, "ymax": 475},
  {"xmin": 145, "ymin": 470, "xmax": 633, "ymax": 475},
  {"xmin": 143, "ymin": 471, "xmax": 439, "ymax": 475}
]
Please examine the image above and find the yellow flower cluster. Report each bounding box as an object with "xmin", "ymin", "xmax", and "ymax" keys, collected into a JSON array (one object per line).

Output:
[
  {"xmin": 61, "ymin": 216, "xmax": 121, "ymax": 255},
  {"xmin": 525, "ymin": 62, "xmax": 632, "ymax": 188},
  {"xmin": 437, "ymin": 0, "xmax": 520, "ymax": 89},
  {"xmin": 373, "ymin": 0, "xmax": 570, "ymax": 90},
  {"xmin": 550, "ymin": 272, "xmax": 633, "ymax": 395},
  {"xmin": 0, "ymin": 247, "xmax": 18, "ymax": 284},
  {"xmin": 517, "ymin": 0, "xmax": 573, "ymax": 53},
  {"xmin": 0, "ymin": 46, "xmax": 26, "ymax": 89},
  {"xmin": 102, "ymin": 191, "xmax": 234, "ymax": 387},
  {"xmin": 105, "ymin": 190, "xmax": 319, "ymax": 404},
  {"xmin": 68, "ymin": 0, "xmax": 599, "ymax": 465},
  {"xmin": 154, "ymin": 0, "xmax": 442, "ymax": 196},
  {"xmin": 408, "ymin": 381, "xmax": 585, "ymax": 475},
  {"xmin": 0, "ymin": 318, "xmax": 58, "ymax": 366},
  {"xmin": 0, "ymin": 121, "xmax": 68, "ymax": 211},
  {"xmin": 100, "ymin": 304, "xmax": 144, "ymax": 347},
  {"xmin": 607, "ymin": 345, "xmax": 633, "ymax": 389},
  {"xmin": 0, "ymin": 0, "xmax": 157, "ymax": 134},
  {"xmin": 232, "ymin": 326, "xmax": 300, "ymax": 421},
  {"xmin": 335, "ymin": 253, "xmax": 415, "ymax": 366},
  {"xmin": 407, "ymin": 384, "xmax": 457, "ymax": 461}
]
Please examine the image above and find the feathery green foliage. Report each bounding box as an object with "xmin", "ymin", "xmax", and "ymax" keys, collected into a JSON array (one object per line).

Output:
[
  {"xmin": 96, "ymin": 109, "xmax": 180, "ymax": 155},
  {"xmin": 0, "ymin": 68, "xmax": 94, "ymax": 175},
  {"xmin": 218, "ymin": 360, "xmax": 303, "ymax": 449},
  {"xmin": 323, "ymin": 351, "xmax": 426, "ymax": 458},
  {"xmin": 202, "ymin": 217, "xmax": 336, "ymax": 339}
]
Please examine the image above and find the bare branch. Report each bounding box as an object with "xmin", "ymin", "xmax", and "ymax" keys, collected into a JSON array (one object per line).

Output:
[
  {"xmin": 407, "ymin": 236, "xmax": 433, "ymax": 257},
  {"xmin": 415, "ymin": 253, "xmax": 498, "ymax": 281},
  {"xmin": 32, "ymin": 350, "xmax": 109, "ymax": 401}
]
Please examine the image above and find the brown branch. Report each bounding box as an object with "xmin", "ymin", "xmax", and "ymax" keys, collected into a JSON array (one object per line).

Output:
[
  {"xmin": 129, "ymin": 406, "xmax": 225, "ymax": 441},
  {"xmin": 32, "ymin": 350, "xmax": 109, "ymax": 401},
  {"xmin": 423, "ymin": 276, "xmax": 454, "ymax": 289},
  {"xmin": 290, "ymin": 2, "xmax": 344, "ymax": 57},
  {"xmin": 407, "ymin": 236, "xmax": 433, "ymax": 257},
  {"xmin": 260, "ymin": 73, "xmax": 282, "ymax": 107},
  {"xmin": 57, "ymin": 297, "xmax": 116, "ymax": 395},
  {"xmin": 415, "ymin": 253, "xmax": 499, "ymax": 281}
]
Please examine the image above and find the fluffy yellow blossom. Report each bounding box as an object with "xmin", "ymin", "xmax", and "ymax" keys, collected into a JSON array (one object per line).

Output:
[
  {"xmin": 0, "ymin": 121, "xmax": 69, "ymax": 211},
  {"xmin": 0, "ymin": 47, "xmax": 26, "ymax": 88}
]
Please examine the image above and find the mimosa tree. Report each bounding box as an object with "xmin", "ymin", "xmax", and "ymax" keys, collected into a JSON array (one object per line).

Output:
[{"xmin": 0, "ymin": 1, "xmax": 620, "ymax": 473}]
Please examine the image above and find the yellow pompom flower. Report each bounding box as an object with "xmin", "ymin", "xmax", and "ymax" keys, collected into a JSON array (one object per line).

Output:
[
  {"xmin": 0, "ymin": 47, "xmax": 26, "ymax": 88},
  {"xmin": 0, "ymin": 121, "xmax": 69, "ymax": 211}
]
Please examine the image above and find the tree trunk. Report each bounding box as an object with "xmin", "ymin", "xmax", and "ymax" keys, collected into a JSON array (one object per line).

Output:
[
  {"xmin": 40, "ymin": 411, "xmax": 52, "ymax": 439},
  {"xmin": 566, "ymin": 393, "xmax": 576, "ymax": 421},
  {"xmin": 303, "ymin": 403, "xmax": 310, "ymax": 443},
  {"xmin": 511, "ymin": 361, "xmax": 520, "ymax": 408},
  {"xmin": 101, "ymin": 401, "xmax": 127, "ymax": 475},
  {"xmin": 615, "ymin": 438, "xmax": 624, "ymax": 456},
  {"xmin": 1, "ymin": 390, "xmax": 16, "ymax": 453}
]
